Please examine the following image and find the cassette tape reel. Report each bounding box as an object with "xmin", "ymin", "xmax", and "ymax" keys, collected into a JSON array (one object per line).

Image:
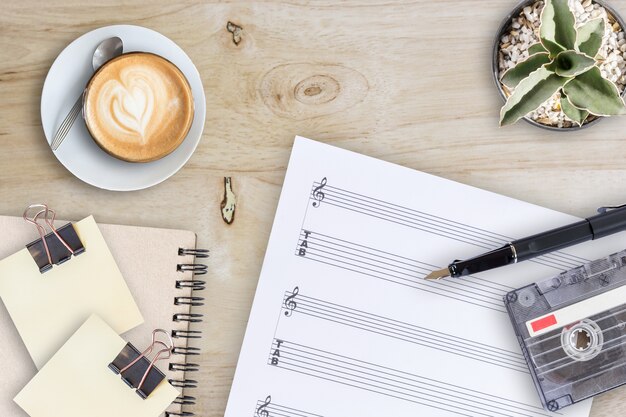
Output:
[{"xmin": 505, "ymin": 249, "xmax": 626, "ymax": 411}]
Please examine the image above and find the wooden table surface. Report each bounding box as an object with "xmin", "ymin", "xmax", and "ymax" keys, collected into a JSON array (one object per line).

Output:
[{"xmin": 2, "ymin": 1, "xmax": 626, "ymax": 415}]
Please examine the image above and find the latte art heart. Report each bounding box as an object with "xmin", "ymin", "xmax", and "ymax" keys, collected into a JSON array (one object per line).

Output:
[
  {"xmin": 106, "ymin": 73, "xmax": 157, "ymax": 141},
  {"xmin": 84, "ymin": 53, "xmax": 194, "ymax": 163}
]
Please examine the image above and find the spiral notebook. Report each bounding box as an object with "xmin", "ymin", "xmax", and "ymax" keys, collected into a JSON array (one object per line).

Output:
[{"xmin": 0, "ymin": 215, "xmax": 206, "ymax": 417}]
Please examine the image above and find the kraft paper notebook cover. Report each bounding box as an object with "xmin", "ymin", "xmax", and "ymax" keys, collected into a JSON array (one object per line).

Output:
[{"xmin": 0, "ymin": 215, "xmax": 206, "ymax": 417}]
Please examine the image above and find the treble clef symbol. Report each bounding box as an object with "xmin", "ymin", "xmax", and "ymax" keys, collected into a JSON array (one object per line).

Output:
[
  {"xmin": 256, "ymin": 395, "xmax": 271, "ymax": 417},
  {"xmin": 312, "ymin": 177, "xmax": 327, "ymax": 208},
  {"xmin": 284, "ymin": 287, "xmax": 299, "ymax": 317}
]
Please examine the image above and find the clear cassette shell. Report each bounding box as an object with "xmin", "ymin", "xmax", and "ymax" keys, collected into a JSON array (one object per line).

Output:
[{"xmin": 505, "ymin": 249, "xmax": 626, "ymax": 411}]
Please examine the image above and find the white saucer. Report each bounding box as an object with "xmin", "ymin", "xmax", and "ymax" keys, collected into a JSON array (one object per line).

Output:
[{"xmin": 41, "ymin": 25, "xmax": 206, "ymax": 191}]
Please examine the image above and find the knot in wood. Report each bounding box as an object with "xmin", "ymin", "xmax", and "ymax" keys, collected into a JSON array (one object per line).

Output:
[
  {"xmin": 294, "ymin": 75, "xmax": 340, "ymax": 105},
  {"xmin": 260, "ymin": 63, "xmax": 368, "ymax": 120}
]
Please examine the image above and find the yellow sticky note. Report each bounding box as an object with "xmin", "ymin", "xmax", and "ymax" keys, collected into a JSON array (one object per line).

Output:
[
  {"xmin": 15, "ymin": 314, "xmax": 179, "ymax": 417},
  {"xmin": 0, "ymin": 216, "xmax": 143, "ymax": 368}
]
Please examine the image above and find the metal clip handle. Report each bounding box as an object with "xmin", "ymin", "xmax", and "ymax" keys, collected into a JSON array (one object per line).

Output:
[
  {"xmin": 23, "ymin": 204, "xmax": 75, "ymax": 265},
  {"xmin": 117, "ymin": 329, "xmax": 173, "ymax": 393}
]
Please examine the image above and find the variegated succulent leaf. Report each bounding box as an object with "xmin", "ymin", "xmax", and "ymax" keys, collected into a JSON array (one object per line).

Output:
[
  {"xmin": 500, "ymin": 67, "xmax": 570, "ymax": 126},
  {"xmin": 560, "ymin": 92, "xmax": 589, "ymax": 126},
  {"xmin": 563, "ymin": 66, "xmax": 626, "ymax": 116},
  {"xmin": 546, "ymin": 50, "xmax": 595, "ymax": 77},
  {"xmin": 501, "ymin": 53, "xmax": 551, "ymax": 88},
  {"xmin": 576, "ymin": 18, "xmax": 605, "ymax": 57},
  {"xmin": 540, "ymin": 0, "xmax": 576, "ymax": 57},
  {"xmin": 528, "ymin": 43, "xmax": 548, "ymax": 55}
]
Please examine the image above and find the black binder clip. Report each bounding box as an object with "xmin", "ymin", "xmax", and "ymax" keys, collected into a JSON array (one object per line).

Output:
[
  {"xmin": 108, "ymin": 329, "xmax": 174, "ymax": 399},
  {"xmin": 23, "ymin": 204, "xmax": 85, "ymax": 273}
]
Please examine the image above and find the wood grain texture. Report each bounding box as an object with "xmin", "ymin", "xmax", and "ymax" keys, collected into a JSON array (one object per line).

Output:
[{"xmin": 2, "ymin": 0, "xmax": 626, "ymax": 415}]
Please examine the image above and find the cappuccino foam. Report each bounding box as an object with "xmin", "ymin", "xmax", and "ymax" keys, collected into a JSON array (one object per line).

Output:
[{"xmin": 84, "ymin": 53, "xmax": 194, "ymax": 162}]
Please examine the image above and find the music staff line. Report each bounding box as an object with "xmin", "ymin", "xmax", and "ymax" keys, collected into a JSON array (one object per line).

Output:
[
  {"xmin": 302, "ymin": 229, "xmax": 513, "ymax": 293},
  {"xmin": 255, "ymin": 397, "xmax": 324, "ymax": 417},
  {"xmin": 269, "ymin": 340, "xmax": 554, "ymax": 417},
  {"xmin": 313, "ymin": 181, "xmax": 587, "ymax": 268},
  {"xmin": 318, "ymin": 193, "xmax": 579, "ymax": 273},
  {"xmin": 310, "ymin": 182, "xmax": 588, "ymax": 272},
  {"xmin": 296, "ymin": 230, "xmax": 508, "ymax": 312},
  {"xmin": 312, "ymin": 182, "xmax": 507, "ymax": 243},
  {"xmin": 316, "ymin": 184, "xmax": 506, "ymax": 247},
  {"xmin": 280, "ymin": 290, "xmax": 528, "ymax": 373}
]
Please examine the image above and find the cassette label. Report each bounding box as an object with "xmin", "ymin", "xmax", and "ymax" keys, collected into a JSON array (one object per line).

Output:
[{"xmin": 526, "ymin": 283, "xmax": 626, "ymax": 337}]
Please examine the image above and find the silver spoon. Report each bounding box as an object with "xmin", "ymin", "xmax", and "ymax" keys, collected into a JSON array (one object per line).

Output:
[{"xmin": 50, "ymin": 36, "xmax": 123, "ymax": 151}]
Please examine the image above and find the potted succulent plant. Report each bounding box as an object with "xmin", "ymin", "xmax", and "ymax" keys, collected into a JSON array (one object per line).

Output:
[{"xmin": 494, "ymin": 0, "xmax": 626, "ymax": 129}]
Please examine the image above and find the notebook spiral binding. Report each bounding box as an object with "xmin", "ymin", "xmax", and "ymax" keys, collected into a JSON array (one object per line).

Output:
[{"xmin": 166, "ymin": 247, "xmax": 208, "ymax": 417}]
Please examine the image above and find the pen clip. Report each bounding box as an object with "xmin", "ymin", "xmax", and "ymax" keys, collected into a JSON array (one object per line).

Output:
[{"xmin": 597, "ymin": 204, "xmax": 626, "ymax": 214}]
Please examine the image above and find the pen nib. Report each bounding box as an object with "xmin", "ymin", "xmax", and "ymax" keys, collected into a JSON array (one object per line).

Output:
[{"xmin": 424, "ymin": 267, "xmax": 450, "ymax": 280}]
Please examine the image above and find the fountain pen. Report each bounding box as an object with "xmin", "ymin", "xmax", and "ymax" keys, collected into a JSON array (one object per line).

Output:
[{"xmin": 425, "ymin": 204, "xmax": 626, "ymax": 280}]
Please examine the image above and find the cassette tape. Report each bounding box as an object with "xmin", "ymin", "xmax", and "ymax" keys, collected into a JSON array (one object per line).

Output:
[{"xmin": 505, "ymin": 248, "xmax": 626, "ymax": 411}]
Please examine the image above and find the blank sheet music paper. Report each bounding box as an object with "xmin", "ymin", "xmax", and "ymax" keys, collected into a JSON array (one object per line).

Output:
[{"xmin": 225, "ymin": 137, "xmax": 626, "ymax": 417}]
